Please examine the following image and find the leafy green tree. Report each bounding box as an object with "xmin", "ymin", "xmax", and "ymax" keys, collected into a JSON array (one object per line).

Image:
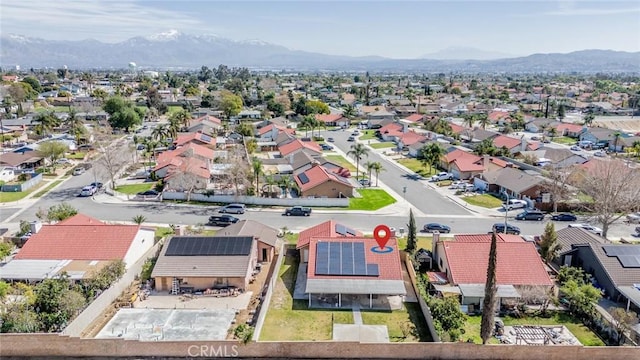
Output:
[
  {"xmin": 236, "ymin": 122, "xmax": 254, "ymax": 137},
  {"xmin": 34, "ymin": 276, "xmax": 85, "ymax": 332},
  {"xmin": 220, "ymin": 91, "xmax": 243, "ymax": 119},
  {"xmin": 83, "ymin": 260, "xmax": 125, "ymax": 298},
  {"xmin": 429, "ymin": 296, "xmax": 467, "ymax": 341},
  {"xmin": 305, "ymin": 99, "xmax": 330, "ymax": 115},
  {"xmin": 0, "ymin": 241, "xmax": 14, "ymax": 260},
  {"xmin": 0, "ymin": 302, "xmax": 41, "ymax": 333},
  {"xmin": 0, "ymin": 280, "xmax": 9, "ymax": 299},
  {"xmin": 480, "ymin": 231, "xmax": 498, "ymax": 344},
  {"xmin": 251, "ymin": 157, "xmax": 263, "ymax": 196},
  {"xmin": 40, "ymin": 202, "xmax": 78, "ymax": 223},
  {"xmin": 347, "ymin": 143, "xmax": 369, "ymax": 179},
  {"xmin": 583, "ymin": 113, "xmax": 595, "ymax": 126},
  {"xmin": 32, "ymin": 111, "xmax": 61, "ymax": 137},
  {"xmin": 21, "ymin": 76, "xmax": 42, "ymax": 93},
  {"xmin": 169, "ymin": 109, "xmax": 192, "ymax": 130},
  {"xmin": 557, "ymin": 266, "xmax": 591, "ymax": 286},
  {"xmin": 406, "ymin": 209, "xmax": 417, "ymax": 253},
  {"xmin": 609, "ymin": 307, "xmax": 638, "ymax": 345},
  {"xmin": 419, "ymin": 143, "xmax": 444, "ymax": 174},
  {"xmin": 539, "ymin": 222, "xmax": 562, "ymax": 263},
  {"xmin": 561, "ymin": 279, "xmax": 601, "ymax": 320},
  {"xmin": 37, "ymin": 141, "xmax": 68, "ymax": 169},
  {"xmin": 109, "ymin": 107, "xmax": 142, "ymax": 132},
  {"xmin": 146, "ymin": 87, "xmax": 167, "ymax": 114}
]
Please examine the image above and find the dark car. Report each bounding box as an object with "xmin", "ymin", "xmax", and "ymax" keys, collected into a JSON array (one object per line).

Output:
[
  {"xmin": 137, "ymin": 190, "xmax": 159, "ymax": 196},
  {"xmin": 515, "ymin": 210, "xmax": 545, "ymax": 221},
  {"xmin": 347, "ymin": 136, "xmax": 355, "ymax": 141},
  {"xmin": 327, "ymin": 137, "xmax": 335, "ymax": 142},
  {"xmin": 320, "ymin": 143, "xmax": 333, "ymax": 150},
  {"xmin": 552, "ymin": 213, "xmax": 578, "ymax": 222},
  {"xmin": 208, "ymin": 215, "xmax": 239, "ymax": 227},
  {"xmin": 423, "ymin": 223, "xmax": 451, "ymax": 233},
  {"xmin": 492, "ymin": 223, "xmax": 521, "ymax": 235},
  {"xmin": 90, "ymin": 182, "xmax": 104, "ymax": 189}
]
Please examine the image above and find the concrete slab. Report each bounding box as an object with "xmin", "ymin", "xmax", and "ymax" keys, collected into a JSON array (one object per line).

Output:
[
  {"xmin": 134, "ymin": 292, "xmax": 252, "ymax": 310},
  {"xmin": 293, "ymin": 263, "xmax": 308, "ymax": 300},
  {"xmin": 332, "ymin": 324, "xmax": 389, "ymax": 343},
  {"xmin": 96, "ymin": 308, "xmax": 235, "ymax": 341}
]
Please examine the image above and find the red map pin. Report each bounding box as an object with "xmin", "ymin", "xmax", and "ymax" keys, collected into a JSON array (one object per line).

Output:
[{"xmin": 374, "ymin": 225, "xmax": 391, "ymax": 249}]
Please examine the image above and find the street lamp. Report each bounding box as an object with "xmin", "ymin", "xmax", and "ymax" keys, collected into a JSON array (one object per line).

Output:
[{"xmin": 502, "ymin": 190, "xmax": 509, "ymax": 234}]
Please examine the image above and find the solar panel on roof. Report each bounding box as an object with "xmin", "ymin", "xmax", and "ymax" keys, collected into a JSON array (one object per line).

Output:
[
  {"xmin": 316, "ymin": 242, "xmax": 329, "ymax": 274},
  {"xmin": 342, "ymin": 242, "xmax": 354, "ymax": 275},
  {"xmin": 200, "ymin": 134, "xmax": 212, "ymax": 142},
  {"xmin": 602, "ymin": 245, "xmax": 640, "ymax": 268},
  {"xmin": 335, "ymin": 224, "xmax": 346, "ymax": 236},
  {"xmin": 315, "ymin": 241, "xmax": 379, "ymax": 276},
  {"xmin": 298, "ymin": 173, "xmax": 310, "ymax": 184},
  {"xmin": 165, "ymin": 236, "xmax": 253, "ymax": 256},
  {"xmin": 366, "ymin": 264, "xmax": 380, "ymax": 276},
  {"xmin": 618, "ymin": 255, "xmax": 640, "ymax": 268}
]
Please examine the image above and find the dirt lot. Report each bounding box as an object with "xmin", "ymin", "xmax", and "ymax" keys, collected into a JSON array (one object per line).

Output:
[{"xmin": 594, "ymin": 116, "xmax": 640, "ymax": 133}]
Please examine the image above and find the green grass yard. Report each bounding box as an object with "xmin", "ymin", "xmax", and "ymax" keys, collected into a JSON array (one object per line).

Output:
[
  {"xmin": 461, "ymin": 194, "xmax": 503, "ymax": 208},
  {"xmin": 359, "ymin": 130, "xmax": 378, "ymax": 141},
  {"xmin": 396, "ymin": 158, "xmax": 438, "ymax": 177},
  {"xmin": 114, "ymin": 183, "xmax": 154, "ymax": 195},
  {"xmin": 463, "ymin": 314, "xmax": 604, "ymax": 346},
  {"xmin": 32, "ymin": 180, "xmax": 63, "ymax": 198},
  {"xmin": 350, "ymin": 189, "xmax": 396, "ymax": 210},
  {"xmin": 360, "ymin": 303, "xmax": 432, "ymax": 342},
  {"xmin": 324, "ymin": 154, "xmax": 356, "ymax": 172},
  {"xmin": 0, "ymin": 181, "xmax": 46, "ymax": 203},
  {"xmin": 67, "ymin": 151, "xmax": 87, "ymax": 160},
  {"xmin": 552, "ymin": 136, "xmax": 577, "ymax": 145},
  {"xmin": 369, "ymin": 142, "xmax": 396, "ymax": 149}
]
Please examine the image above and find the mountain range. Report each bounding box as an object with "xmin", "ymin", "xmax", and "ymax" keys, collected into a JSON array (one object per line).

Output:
[{"xmin": 1, "ymin": 31, "xmax": 639, "ymax": 73}]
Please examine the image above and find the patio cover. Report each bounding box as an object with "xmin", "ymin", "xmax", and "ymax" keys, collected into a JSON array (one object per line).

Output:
[
  {"xmin": 459, "ymin": 284, "xmax": 521, "ymax": 298},
  {"xmin": 616, "ymin": 285, "xmax": 640, "ymax": 309},
  {"xmin": 433, "ymin": 284, "xmax": 462, "ymax": 294},
  {"xmin": 0, "ymin": 259, "xmax": 69, "ymax": 281},
  {"xmin": 306, "ymin": 279, "xmax": 406, "ymax": 295}
]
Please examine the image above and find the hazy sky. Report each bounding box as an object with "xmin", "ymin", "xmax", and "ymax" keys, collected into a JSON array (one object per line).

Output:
[{"xmin": 1, "ymin": 0, "xmax": 639, "ymax": 59}]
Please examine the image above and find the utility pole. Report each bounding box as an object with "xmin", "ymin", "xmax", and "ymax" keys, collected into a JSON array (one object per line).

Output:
[{"xmin": 503, "ymin": 191, "xmax": 509, "ymax": 234}]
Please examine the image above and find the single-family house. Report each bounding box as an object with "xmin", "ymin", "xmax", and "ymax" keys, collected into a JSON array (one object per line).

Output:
[
  {"xmin": 164, "ymin": 157, "xmax": 211, "ymax": 191},
  {"xmin": 525, "ymin": 118, "xmax": 555, "ymax": 133},
  {"xmin": 397, "ymin": 131, "xmax": 427, "ymax": 149},
  {"xmin": 154, "ymin": 143, "xmax": 213, "ymax": 178},
  {"xmin": 377, "ymin": 122, "xmax": 405, "ymax": 142},
  {"xmin": 296, "ymin": 220, "xmax": 363, "ymax": 263},
  {"xmin": 0, "ymin": 214, "xmax": 154, "ymax": 281},
  {"xmin": 393, "ymin": 105, "xmax": 418, "ymax": 117},
  {"xmin": 173, "ymin": 132, "xmax": 216, "ymax": 149},
  {"xmin": 237, "ymin": 110, "xmax": 262, "ymax": 120},
  {"xmin": 187, "ymin": 115, "xmax": 222, "ymax": 134},
  {"xmin": 278, "ymin": 138, "xmax": 322, "ymax": 157},
  {"xmin": 553, "ymin": 123, "xmax": 586, "ymax": 138},
  {"xmin": 295, "ymin": 163, "xmax": 354, "ymax": 198},
  {"xmin": 432, "ymin": 233, "xmax": 553, "ymax": 312},
  {"xmin": 555, "ymin": 227, "xmax": 640, "ymax": 314},
  {"xmin": 151, "ymin": 236, "xmax": 259, "ymax": 292},
  {"xmin": 441, "ymin": 149, "xmax": 483, "ymax": 180},
  {"xmin": 304, "ymin": 236, "xmax": 406, "ymax": 308},
  {"xmin": 519, "ymin": 148, "xmax": 587, "ymax": 168},
  {"xmin": 610, "ymin": 135, "xmax": 640, "ymax": 153},
  {"xmin": 492, "ymin": 135, "xmax": 537, "ymax": 155},
  {"xmin": 217, "ymin": 220, "xmax": 278, "ymax": 263},
  {"xmin": 580, "ymin": 128, "xmax": 616, "ymax": 148},
  {"xmin": 403, "ymin": 114, "xmax": 425, "ymax": 124},
  {"xmin": 474, "ymin": 167, "xmax": 545, "ymax": 201},
  {"xmin": 0, "ymin": 166, "xmax": 16, "ymax": 183},
  {"xmin": 0, "ymin": 152, "xmax": 44, "ymax": 170},
  {"xmin": 315, "ymin": 114, "xmax": 349, "ymax": 128}
]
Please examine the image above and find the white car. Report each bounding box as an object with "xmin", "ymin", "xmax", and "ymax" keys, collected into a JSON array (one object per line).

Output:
[
  {"xmin": 626, "ymin": 212, "xmax": 640, "ymax": 224},
  {"xmin": 56, "ymin": 158, "xmax": 71, "ymax": 164},
  {"xmin": 79, "ymin": 185, "xmax": 97, "ymax": 197},
  {"xmin": 501, "ymin": 199, "xmax": 528, "ymax": 210},
  {"xmin": 593, "ymin": 150, "xmax": 606, "ymax": 157},
  {"xmin": 431, "ymin": 172, "xmax": 454, "ymax": 181},
  {"xmin": 568, "ymin": 223, "xmax": 603, "ymax": 236}
]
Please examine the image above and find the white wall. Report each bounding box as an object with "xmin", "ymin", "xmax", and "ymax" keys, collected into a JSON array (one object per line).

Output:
[
  {"xmin": 123, "ymin": 228, "xmax": 155, "ymax": 269},
  {"xmin": 0, "ymin": 168, "xmax": 15, "ymax": 182}
]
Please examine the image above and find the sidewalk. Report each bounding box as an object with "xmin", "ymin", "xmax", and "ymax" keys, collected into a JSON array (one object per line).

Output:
[{"xmin": 1, "ymin": 171, "xmax": 70, "ymax": 224}]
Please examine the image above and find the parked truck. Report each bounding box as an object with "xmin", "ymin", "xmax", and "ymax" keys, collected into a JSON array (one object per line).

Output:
[{"xmin": 284, "ymin": 206, "xmax": 312, "ymax": 216}]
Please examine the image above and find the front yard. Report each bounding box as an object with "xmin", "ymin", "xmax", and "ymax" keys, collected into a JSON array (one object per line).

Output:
[
  {"xmin": 552, "ymin": 136, "xmax": 577, "ymax": 145},
  {"xmin": 350, "ymin": 189, "xmax": 396, "ymax": 210},
  {"xmin": 359, "ymin": 130, "xmax": 377, "ymax": 141},
  {"xmin": 115, "ymin": 183, "xmax": 154, "ymax": 195},
  {"xmin": 369, "ymin": 142, "xmax": 397, "ymax": 149},
  {"xmin": 0, "ymin": 181, "xmax": 46, "ymax": 203},
  {"xmin": 324, "ymin": 154, "xmax": 357, "ymax": 172},
  {"xmin": 460, "ymin": 194, "xmax": 503, "ymax": 208},
  {"xmin": 396, "ymin": 158, "xmax": 438, "ymax": 177},
  {"xmin": 463, "ymin": 313, "xmax": 604, "ymax": 346}
]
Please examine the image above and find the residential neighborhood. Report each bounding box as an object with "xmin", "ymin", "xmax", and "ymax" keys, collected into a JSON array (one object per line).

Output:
[{"xmin": 1, "ymin": 11, "xmax": 640, "ymax": 359}]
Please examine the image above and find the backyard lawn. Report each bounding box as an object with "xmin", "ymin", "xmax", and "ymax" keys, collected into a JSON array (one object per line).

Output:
[
  {"xmin": 396, "ymin": 158, "xmax": 438, "ymax": 177},
  {"xmin": 361, "ymin": 303, "xmax": 432, "ymax": 342},
  {"xmin": 460, "ymin": 194, "xmax": 503, "ymax": 208},
  {"xmin": 369, "ymin": 142, "xmax": 396, "ymax": 149},
  {"xmin": 324, "ymin": 154, "xmax": 356, "ymax": 172},
  {"xmin": 115, "ymin": 183, "xmax": 154, "ymax": 195},
  {"xmin": 350, "ymin": 189, "xmax": 396, "ymax": 210},
  {"xmin": 464, "ymin": 313, "xmax": 604, "ymax": 346},
  {"xmin": 0, "ymin": 181, "xmax": 46, "ymax": 203}
]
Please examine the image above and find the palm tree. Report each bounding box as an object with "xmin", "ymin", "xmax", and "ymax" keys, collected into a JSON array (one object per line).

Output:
[
  {"xmin": 463, "ymin": 114, "xmax": 476, "ymax": 129},
  {"xmin": 66, "ymin": 110, "xmax": 86, "ymax": 145},
  {"xmin": 299, "ymin": 115, "xmax": 313, "ymax": 137},
  {"xmin": 32, "ymin": 111, "xmax": 61, "ymax": 137},
  {"xmin": 583, "ymin": 113, "xmax": 595, "ymax": 127},
  {"xmin": 611, "ymin": 131, "xmax": 622, "ymax": 155},
  {"xmin": 371, "ymin": 161, "xmax": 384, "ymax": 187},
  {"xmin": 548, "ymin": 127, "xmax": 558, "ymax": 141},
  {"xmin": 279, "ymin": 176, "xmax": 294, "ymax": 197},
  {"xmin": 477, "ymin": 113, "xmax": 490, "ymax": 130},
  {"xmin": 151, "ymin": 124, "xmax": 169, "ymax": 141},
  {"xmin": 632, "ymin": 140, "xmax": 640, "ymax": 159},
  {"xmin": 251, "ymin": 157, "xmax": 263, "ymax": 196},
  {"xmin": 419, "ymin": 143, "xmax": 443, "ymax": 174},
  {"xmin": 347, "ymin": 142, "xmax": 369, "ymax": 179},
  {"xmin": 132, "ymin": 215, "xmax": 146, "ymax": 225},
  {"xmin": 364, "ymin": 161, "xmax": 375, "ymax": 186},
  {"xmin": 170, "ymin": 109, "xmax": 192, "ymax": 131},
  {"xmin": 343, "ymin": 104, "xmax": 357, "ymax": 120},
  {"xmin": 264, "ymin": 174, "xmax": 277, "ymax": 198}
]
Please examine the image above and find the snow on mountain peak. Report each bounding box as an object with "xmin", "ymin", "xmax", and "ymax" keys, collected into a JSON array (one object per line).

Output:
[
  {"xmin": 146, "ymin": 29, "xmax": 181, "ymax": 41},
  {"xmin": 240, "ymin": 39, "xmax": 270, "ymax": 46},
  {"xmin": 7, "ymin": 34, "xmax": 32, "ymax": 43}
]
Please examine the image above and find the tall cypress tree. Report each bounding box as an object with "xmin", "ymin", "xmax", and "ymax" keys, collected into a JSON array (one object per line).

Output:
[
  {"xmin": 406, "ymin": 208, "xmax": 417, "ymax": 253},
  {"xmin": 480, "ymin": 231, "xmax": 498, "ymax": 344}
]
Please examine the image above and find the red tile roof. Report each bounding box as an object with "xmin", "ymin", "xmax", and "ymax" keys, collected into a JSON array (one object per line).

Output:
[
  {"xmin": 165, "ymin": 157, "xmax": 210, "ymax": 180},
  {"xmin": 404, "ymin": 114, "xmax": 424, "ymax": 123},
  {"xmin": 307, "ymin": 236, "xmax": 403, "ymax": 281},
  {"xmin": 297, "ymin": 220, "xmax": 363, "ymax": 249},
  {"xmin": 15, "ymin": 214, "xmax": 140, "ymax": 261},
  {"xmin": 378, "ymin": 123, "xmax": 404, "ymax": 137},
  {"xmin": 454, "ymin": 234, "xmax": 525, "ymax": 243},
  {"xmin": 258, "ymin": 124, "xmax": 274, "ymax": 135},
  {"xmin": 449, "ymin": 123, "xmax": 466, "ymax": 134},
  {"xmin": 452, "ymin": 157, "xmax": 484, "ymax": 172},
  {"xmin": 398, "ymin": 131, "xmax": 427, "ymax": 146},
  {"xmin": 193, "ymin": 114, "xmax": 222, "ymax": 125},
  {"xmin": 444, "ymin": 149, "xmax": 479, "ymax": 164},
  {"xmin": 441, "ymin": 239, "xmax": 552, "ymax": 286},
  {"xmin": 488, "ymin": 111, "xmax": 510, "ymax": 122},
  {"xmin": 555, "ymin": 123, "xmax": 583, "ymax": 133},
  {"xmin": 174, "ymin": 132, "xmax": 216, "ymax": 147},
  {"xmin": 315, "ymin": 114, "xmax": 344, "ymax": 123},
  {"xmin": 278, "ymin": 139, "xmax": 322, "ymax": 156},
  {"xmin": 492, "ymin": 135, "xmax": 522, "ymax": 150},
  {"xmin": 294, "ymin": 165, "xmax": 353, "ymax": 192}
]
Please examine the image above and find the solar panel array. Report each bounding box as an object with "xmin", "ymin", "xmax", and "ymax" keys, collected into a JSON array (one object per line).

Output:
[
  {"xmin": 315, "ymin": 241, "xmax": 379, "ymax": 276},
  {"xmin": 602, "ymin": 245, "xmax": 640, "ymax": 268},
  {"xmin": 335, "ymin": 224, "xmax": 357, "ymax": 237},
  {"xmin": 166, "ymin": 236, "xmax": 253, "ymax": 256},
  {"xmin": 200, "ymin": 134, "xmax": 213, "ymax": 143},
  {"xmin": 298, "ymin": 173, "xmax": 310, "ymax": 184}
]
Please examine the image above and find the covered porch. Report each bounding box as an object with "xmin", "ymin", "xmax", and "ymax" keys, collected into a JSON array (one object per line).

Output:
[
  {"xmin": 459, "ymin": 284, "xmax": 521, "ymax": 313},
  {"xmin": 305, "ymin": 278, "xmax": 406, "ymax": 310}
]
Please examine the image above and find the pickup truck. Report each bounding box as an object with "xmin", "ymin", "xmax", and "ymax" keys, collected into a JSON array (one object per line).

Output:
[
  {"xmin": 284, "ymin": 206, "xmax": 312, "ymax": 216},
  {"xmin": 431, "ymin": 172, "xmax": 454, "ymax": 182}
]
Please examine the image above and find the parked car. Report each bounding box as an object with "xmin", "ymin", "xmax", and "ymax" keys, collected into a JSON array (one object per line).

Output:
[
  {"xmin": 133, "ymin": 170, "xmax": 151, "ymax": 179},
  {"xmin": 431, "ymin": 172, "xmax": 454, "ymax": 181},
  {"xmin": 552, "ymin": 213, "xmax": 577, "ymax": 222},
  {"xmin": 137, "ymin": 190, "xmax": 159, "ymax": 197},
  {"xmin": 136, "ymin": 144, "xmax": 146, "ymax": 150},
  {"xmin": 593, "ymin": 150, "xmax": 606, "ymax": 157},
  {"xmin": 347, "ymin": 136, "xmax": 356, "ymax": 141},
  {"xmin": 90, "ymin": 182, "xmax": 104, "ymax": 189},
  {"xmin": 568, "ymin": 223, "xmax": 603, "ymax": 236},
  {"xmin": 570, "ymin": 145, "xmax": 581, "ymax": 151},
  {"xmin": 208, "ymin": 215, "xmax": 239, "ymax": 227},
  {"xmin": 78, "ymin": 163, "xmax": 93, "ymax": 170},
  {"xmin": 284, "ymin": 206, "xmax": 312, "ymax": 216},
  {"xmin": 422, "ymin": 223, "xmax": 451, "ymax": 233},
  {"xmin": 626, "ymin": 212, "xmax": 640, "ymax": 224},
  {"xmin": 218, "ymin": 203, "xmax": 246, "ymax": 214},
  {"xmin": 358, "ymin": 178, "xmax": 371, "ymax": 187},
  {"xmin": 79, "ymin": 185, "xmax": 97, "ymax": 197},
  {"xmin": 72, "ymin": 167, "xmax": 85, "ymax": 176},
  {"xmin": 327, "ymin": 137, "xmax": 335, "ymax": 142},
  {"xmin": 492, "ymin": 223, "xmax": 521, "ymax": 235},
  {"xmin": 320, "ymin": 143, "xmax": 334, "ymax": 150},
  {"xmin": 515, "ymin": 210, "xmax": 545, "ymax": 221},
  {"xmin": 502, "ymin": 199, "xmax": 528, "ymax": 210},
  {"xmin": 57, "ymin": 158, "xmax": 71, "ymax": 164},
  {"xmin": 352, "ymin": 130, "xmax": 360, "ymax": 136}
]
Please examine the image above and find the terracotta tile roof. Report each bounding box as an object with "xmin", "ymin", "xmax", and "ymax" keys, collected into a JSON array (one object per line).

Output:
[
  {"xmin": 15, "ymin": 214, "xmax": 140, "ymax": 261},
  {"xmin": 454, "ymin": 234, "xmax": 525, "ymax": 243},
  {"xmin": 442, "ymin": 239, "xmax": 553, "ymax": 286},
  {"xmin": 527, "ymin": 142, "xmax": 541, "ymax": 151},
  {"xmin": 450, "ymin": 123, "xmax": 466, "ymax": 134},
  {"xmin": 492, "ymin": 135, "xmax": 522, "ymax": 150},
  {"xmin": 444, "ymin": 149, "xmax": 479, "ymax": 164},
  {"xmin": 398, "ymin": 131, "xmax": 427, "ymax": 146},
  {"xmin": 193, "ymin": 114, "xmax": 222, "ymax": 125},
  {"xmin": 452, "ymin": 157, "xmax": 484, "ymax": 172},
  {"xmin": 297, "ymin": 220, "xmax": 363, "ymax": 249},
  {"xmin": 165, "ymin": 157, "xmax": 210, "ymax": 179},
  {"xmin": 555, "ymin": 123, "xmax": 584, "ymax": 133},
  {"xmin": 490, "ymin": 157, "xmax": 509, "ymax": 168},
  {"xmin": 258, "ymin": 124, "xmax": 274, "ymax": 135},
  {"xmin": 278, "ymin": 139, "xmax": 321, "ymax": 156},
  {"xmin": 174, "ymin": 143, "xmax": 215, "ymax": 159},
  {"xmin": 174, "ymin": 132, "xmax": 216, "ymax": 147},
  {"xmin": 57, "ymin": 213, "xmax": 105, "ymax": 225},
  {"xmin": 294, "ymin": 165, "xmax": 353, "ymax": 192},
  {"xmin": 378, "ymin": 122, "xmax": 403, "ymax": 137},
  {"xmin": 488, "ymin": 111, "xmax": 510, "ymax": 122},
  {"xmin": 315, "ymin": 114, "xmax": 344, "ymax": 123},
  {"xmin": 404, "ymin": 114, "xmax": 424, "ymax": 123},
  {"xmin": 307, "ymin": 236, "xmax": 403, "ymax": 281}
]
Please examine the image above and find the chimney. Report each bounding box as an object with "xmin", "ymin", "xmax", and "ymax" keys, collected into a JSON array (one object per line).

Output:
[
  {"xmin": 29, "ymin": 221, "xmax": 42, "ymax": 234},
  {"xmin": 174, "ymin": 226, "xmax": 185, "ymax": 236},
  {"xmin": 431, "ymin": 232, "xmax": 440, "ymax": 267},
  {"xmin": 520, "ymin": 137, "xmax": 527, "ymax": 152}
]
